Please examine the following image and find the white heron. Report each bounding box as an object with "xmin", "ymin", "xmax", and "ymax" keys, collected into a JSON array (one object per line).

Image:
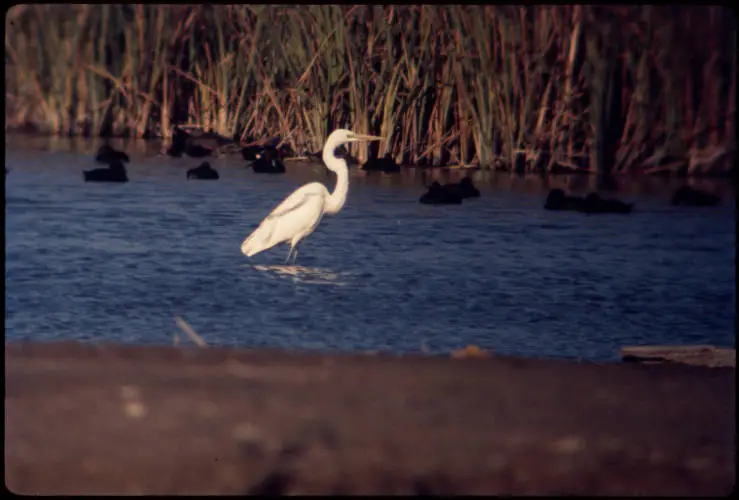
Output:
[{"xmin": 240, "ymin": 129, "xmax": 384, "ymax": 265}]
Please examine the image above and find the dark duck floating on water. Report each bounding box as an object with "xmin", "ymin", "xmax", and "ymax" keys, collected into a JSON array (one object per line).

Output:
[
  {"xmin": 238, "ymin": 134, "xmax": 297, "ymax": 162},
  {"xmin": 83, "ymin": 160, "xmax": 128, "ymax": 183},
  {"xmin": 187, "ymin": 162, "xmax": 219, "ymax": 180},
  {"xmin": 240, "ymin": 145, "xmax": 264, "ymax": 162},
  {"xmin": 263, "ymin": 135, "xmax": 295, "ymax": 159},
  {"xmin": 670, "ymin": 186, "xmax": 720, "ymax": 207},
  {"xmin": 197, "ymin": 130, "xmax": 236, "ymax": 147},
  {"xmin": 418, "ymin": 177, "xmax": 480, "ymax": 204},
  {"xmin": 183, "ymin": 143, "xmax": 216, "ymax": 158},
  {"xmin": 251, "ymin": 147, "xmax": 286, "ymax": 174},
  {"xmin": 305, "ymin": 145, "xmax": 358, "ymax": 166},
  {"xmin": 544, "ymin": 189, "xmax": 633, "ymax": 214},
  {"xmin": 95, "ymin": 144, "xmax": 129, "ymax": 164},
  {"xmin": 419, "ymin": 181, "xmax": 463, "ymax": 205},
  {"xmin": 165, "ymin": 126, "xmax": 217, "ymax": 158},
  {"xmin": 166, "ymin": 127, "xmax": 191, "ymax": 157},
  {"xmin": 362, "ymin": 153, "xmax": 400, "ymax": 173},
  {"xmin": 444, "ymin": 177, "xmax": 480, "ymax": 199},
  {"xmin": 336, "ymin": 145, "xmax": 359, "ymax": 165},
  {"xmin": 544, "ymin": 189, "xmax": 586, "ymax": 211},
  {"xmin": 582, "ymin": 193, "xmax": 634, "ymax": 214},
  {"xmin": 245, "ymin": 145, "xmax": 295, "ymax": 163}
]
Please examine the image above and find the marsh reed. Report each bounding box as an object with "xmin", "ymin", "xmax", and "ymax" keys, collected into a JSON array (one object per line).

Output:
[{"xmin": 5, "ymin": 5, "xmax": 736, "ymax": 175}]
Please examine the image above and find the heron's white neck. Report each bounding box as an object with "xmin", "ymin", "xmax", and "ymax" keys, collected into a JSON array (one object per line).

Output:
[{"xmin": 324, "ymin": 156, "xmax": 349, "ymax": 214}]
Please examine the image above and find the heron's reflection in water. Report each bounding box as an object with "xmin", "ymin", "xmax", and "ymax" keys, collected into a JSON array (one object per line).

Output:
[{"xmin": 252, "ymin": 264, "xmax": 350, "ymax": 286}]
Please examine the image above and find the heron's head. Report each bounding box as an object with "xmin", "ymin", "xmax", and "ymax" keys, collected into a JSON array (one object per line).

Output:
[
  {"xmin": 323, "ymin": 129, "xmax": 384, "ymax": 170},
  {"xmin": 328, "ymin": 129, "xmax": 384, "ymax": 147}
]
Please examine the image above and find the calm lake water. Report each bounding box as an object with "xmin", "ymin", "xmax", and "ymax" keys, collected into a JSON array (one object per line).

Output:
[{"xmin": 4, "ymin": 136, "xmax": 736, "ymax": 362}]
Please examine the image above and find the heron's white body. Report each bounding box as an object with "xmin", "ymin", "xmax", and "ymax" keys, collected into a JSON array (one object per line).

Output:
[{"xmin": 240, "ymin": 129, "xmax": 381, "ymax": 264}]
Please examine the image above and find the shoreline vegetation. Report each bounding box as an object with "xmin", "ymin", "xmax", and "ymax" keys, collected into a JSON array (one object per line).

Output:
[{"xmin": 4, "ymin": 5, "xmax": 736, "ymax": 177}]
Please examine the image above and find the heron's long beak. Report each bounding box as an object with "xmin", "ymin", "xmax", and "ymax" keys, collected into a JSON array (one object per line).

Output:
[{"xmin": 351, "ymin": 134, "xmax": 384, "ymax": 142}]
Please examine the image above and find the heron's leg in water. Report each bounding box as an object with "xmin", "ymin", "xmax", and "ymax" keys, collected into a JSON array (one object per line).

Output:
[
  {"xmin": 284, "ymin": 245, "xmax": 295, "ymax": 265},
  {"xmin": 290, "ymin": 247, "xmax": 299, "ymax": 265}
]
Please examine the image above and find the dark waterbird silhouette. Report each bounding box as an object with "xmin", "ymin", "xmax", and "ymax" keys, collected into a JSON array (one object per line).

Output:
[
  {"xmin": 95, "ymin": 144, "xmax": 129, "ymax": 164},
  {"xmin": 419, "ymin": 181, "xmax": 463, "ymax": 205},
  {"xmin": 277, "ymin": 144, "xmax": 296, "ymax": 160},
  {"xmin": 240, "ymin": 145, "xmax": 264, "ymax": 162},
  {"xmin": 261, "ymin": 135, "xmax": 295, "ymax": 160},
  {"xmin": 243, "ymin": 143, "xmax": 297, "ymax": 163},
  {"xmin": 197, "ymin": 131, "xmax": 235, "ymax": 147},
  {"xmin": 362, "ymin": 153, "xmax": 400, "ymax": 173},
  {"xmin": 186, "ymin": 162, "xmax": 219, "ymax": 180},
  {"xmin": 444, "ymin": 177, "xmax": 480, "ymax": 199},
  {"xmin": 544, "ymin": 189, "xmax": 587, "ymax": 212},
  {"xmin": 582, "ymin": 193, "xmax": 634, "ymax": 214},
  {"xmin": 335, "ymin": 145, "xmax": 359, "ymax": 165},
  {"xmin": 251, "ymin": 147, "xmax": 286, "ymax": 174},
  {"xmin": 545, "ymin": 189, "xmax": 633, "ymax": 214},
  {"xmin": 165, "ymin": 126, "xmax": 217, "ymax": 158},
  {"xmin": 83, "ymin": 161, "xmax": 128, "ymax": 183},
  {"xmin": 670, "ymin": 186, "xmax": 721, "ymax": 207},
  {"xmin": 304, "ymin": 150, "xmax": 322, "ymax": 162},
  {"xmin": 165, "ymin": 127, "xmax": 191, "ymax": 157},
  {"xmin": 184, "ymin": 143, "xmax": 215, "ymax": 158},
  {"xmin": 305, "ymin": 145, "xmax": 359, "ymax": 166}
]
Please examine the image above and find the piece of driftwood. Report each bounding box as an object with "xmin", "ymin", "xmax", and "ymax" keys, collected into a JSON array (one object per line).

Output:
[{"xmin": 620, "ymin": 345, "xmax": 736, "ymax": 368}]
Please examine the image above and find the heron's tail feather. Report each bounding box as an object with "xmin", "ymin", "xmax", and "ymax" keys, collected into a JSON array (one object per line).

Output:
[{"xmin": 240, "ymin": 219, "xmax": 279, "ymax": 257}]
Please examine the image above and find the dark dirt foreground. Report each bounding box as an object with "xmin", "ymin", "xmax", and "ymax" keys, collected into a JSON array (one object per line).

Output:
[{"xmin": 4, "ymin": 341, "xmax": 735, "ymax": 495}]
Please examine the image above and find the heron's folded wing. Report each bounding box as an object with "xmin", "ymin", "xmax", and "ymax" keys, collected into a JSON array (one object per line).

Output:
[
  {"xmin": 256, "ymin": 190, "xmax": 325, "ymax": 248},
  {"xmin": 265, "ymin": 184, "xmax": 325, "ymax": 220}
]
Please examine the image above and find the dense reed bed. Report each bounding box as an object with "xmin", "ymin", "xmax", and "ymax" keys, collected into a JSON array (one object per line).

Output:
[{"xmin": 5, "ymin": 5, "xmax": 736, "ymax": 175}]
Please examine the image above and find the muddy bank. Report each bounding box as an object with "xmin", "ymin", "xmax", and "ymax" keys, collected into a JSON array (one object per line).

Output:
[{"xmin": 4, "ymin": 341, "xmax": 734, "ymax": 495}]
